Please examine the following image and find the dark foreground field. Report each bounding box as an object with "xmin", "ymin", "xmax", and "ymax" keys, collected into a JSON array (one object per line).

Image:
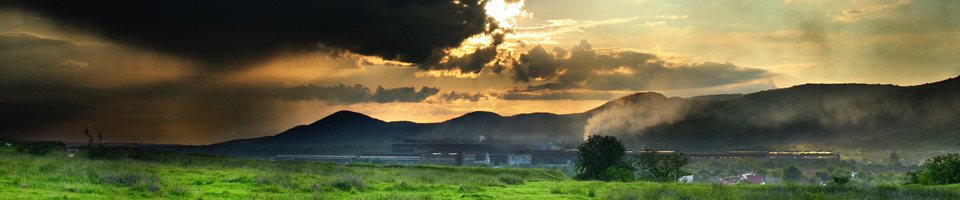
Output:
[{"xmin": 3, "ymin": 147, "xmax": 960, "ymax": 200}]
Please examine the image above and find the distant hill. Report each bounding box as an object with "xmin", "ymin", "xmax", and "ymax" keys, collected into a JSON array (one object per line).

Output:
[
  {"xmin": 214, "ymin": 110, "xmax": 428, "ymax": 146},
  {"xmin": 160, "ymin": 75, "xmax": 960, "ymax": 155},
  {"xmin": 213, "ymin": 110, "xmax": 588, "ymax": 147},
  {"xmin": 688, "ymin": 94, "xmax": 745, "ymax": 102}
]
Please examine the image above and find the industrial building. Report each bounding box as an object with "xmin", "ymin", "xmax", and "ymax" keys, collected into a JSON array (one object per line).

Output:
[
  {"xmin": 687, "ymin": 150, "xmax": 841, "ymax": 162},
  {"xmin": 270, "ymin": 138, "xmax": 840, "ymax": 165}
]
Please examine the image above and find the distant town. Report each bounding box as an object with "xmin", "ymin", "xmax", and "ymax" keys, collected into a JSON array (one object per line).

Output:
[{"xmin": 271, "ymin": 137, "xmax": 840, "ymax": 166}]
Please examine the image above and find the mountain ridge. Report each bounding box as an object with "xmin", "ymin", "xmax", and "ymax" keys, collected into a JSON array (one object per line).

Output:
[{"xmin": 207, "ymin": 75, "xmax": 960, "ymax": 152}]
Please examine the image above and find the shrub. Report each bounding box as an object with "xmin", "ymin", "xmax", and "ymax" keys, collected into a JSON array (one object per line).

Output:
[
  {"xmin": 86, "ymin": 145, "xmax": 163, "ymax": 161},
  {"xmin": 330, "ymin": 176, "xmax": 366, "ymax": 191},
  {"xmin": 99, "ymin": 171, "xmax": 163, "ymax": 192},
  {"xmin": 255, "ymin": 173, "xmax": 290, "ymax": 186},
  {"xmin": 905, "ymin": 170, "xmax": 922, "ymax": 185},
  {"xmin": 86, "ymin": 145, "xmax": 133, "ymax": 160},
  {"xmin": 499, "ymin": 175, "xmax": 525, "ymax": 185},
  {"xmin": 182, "ymin": 152, "xmax": 227, "ymax": 158},
  {"xmin": 386, "ymin": 164, "xmax": 412, "ymax": 168},
  {"xmin": 550, "ymin": 186, "xmax": 594, "ymax": 196},
  {"xmin": 549, "ymin": 186, "xmax": 563, "ymax": 194},
  {"xmin": 347, "ymin": 163, "xmax": 381, "ymax": 168},
  {"xmin": 831, "ymin": 175, "xmax": 850, "ymax": 186},
  {"xmin": 393, "ymin": 181, "xmax": 421, "ymax": 191},
  {"xmin": 600, "ymin": 166, "xmax": 635, "ymax": 182},
  {"xmin": 16, "ymin": 141, "xmax": 65, "ymax": 156},
  {"xmin": 606, "ymin": 188, "xmax": 641, "ymax": 200}
]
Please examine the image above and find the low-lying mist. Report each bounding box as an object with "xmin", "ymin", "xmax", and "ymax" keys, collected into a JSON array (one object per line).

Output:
[
  {"xmin": 583, "ymin": 92, "xmax": 692, "ymax": 141},
  {"xmin": 580, "ymin": 77, "xmax": 960, "ymax": 151}
]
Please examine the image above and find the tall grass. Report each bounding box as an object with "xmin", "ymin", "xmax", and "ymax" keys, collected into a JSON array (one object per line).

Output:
[
  {"xmin": 0, "ymin": 147, "xmax": 568, "ymax": 199},
  {"xmin": 600, "ymin": 183, "xmax": 960, "ymax": 200},
  {"xmin": 3, "ymin": 147, "xmax": 960, "ymax": 199}
]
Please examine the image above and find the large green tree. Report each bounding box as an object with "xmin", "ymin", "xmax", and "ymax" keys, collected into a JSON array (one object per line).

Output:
[
  {"xmin": 914, "ymin": 154, "xmax": 960, "ymax": 185},
  {"xmin": 634, "ymin": 150, "xmax": 689, "ymax": 182},
  {"xmin": 815, "ymin": 170, "xmax": 831, "ymax": 184},
  {"xmin": 783, "ymin": 166, "xmax": 803, "ymax": 183},
  {"xmin": 889, "ymin": 152, "xmax": 902, "ymax": 167},
  {"xmin": 575, "ymin": 135, "xmax": 628, "ymax": 180}
]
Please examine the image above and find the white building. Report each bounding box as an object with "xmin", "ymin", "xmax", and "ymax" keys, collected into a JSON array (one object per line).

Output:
[{"xmin": 507, "ymin": 154, "xmax": 531, "ymax": 165}]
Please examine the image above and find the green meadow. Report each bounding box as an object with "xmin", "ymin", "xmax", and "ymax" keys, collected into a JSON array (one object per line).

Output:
[{"xmin": 3, "ymin": 147, "xmax": 960, "ymax": 200}]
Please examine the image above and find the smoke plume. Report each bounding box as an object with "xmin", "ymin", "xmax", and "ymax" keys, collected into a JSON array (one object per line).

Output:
[{"xmin": 582, "ymin": 92, "xmax": 691, "ymax": 140}]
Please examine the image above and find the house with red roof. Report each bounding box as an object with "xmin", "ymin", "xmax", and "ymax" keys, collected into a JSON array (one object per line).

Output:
[{"xmin": 739, "ymin": 174, "xmax": 765, "ymax": 185}]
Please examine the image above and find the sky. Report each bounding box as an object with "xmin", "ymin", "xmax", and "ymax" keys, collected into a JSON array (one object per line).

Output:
[{"xmin": 1, "ymin": 0, "xmax": 957, "ymax": 144}]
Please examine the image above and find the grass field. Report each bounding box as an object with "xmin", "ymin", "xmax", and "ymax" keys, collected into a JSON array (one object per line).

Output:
[{"xmin": 3, "ymin": 147, "xmax": 960, "ymax": 200}]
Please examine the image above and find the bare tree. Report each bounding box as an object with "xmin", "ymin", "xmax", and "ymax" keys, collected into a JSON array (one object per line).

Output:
[{"xmin": 83, "ymin": 126, "xmax": 93, "ymax": 146}]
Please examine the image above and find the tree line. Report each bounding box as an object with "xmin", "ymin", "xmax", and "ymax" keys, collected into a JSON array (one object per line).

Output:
[
  {"xmin": 574, "ymin": 135, "xmax": 689, "ymax": 182},
  {"xmin": 573, "ymin": 135, "xmax": 960, "ymax": 186}
]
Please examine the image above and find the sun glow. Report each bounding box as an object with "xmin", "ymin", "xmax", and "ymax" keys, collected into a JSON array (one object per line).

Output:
[
  {"xmin": 423, "ymin": 0, "xmax": 530, "ymax": 77},
  {"xmin": 484, "ymin": 0, "xmax": 531, "ymax": 30}
]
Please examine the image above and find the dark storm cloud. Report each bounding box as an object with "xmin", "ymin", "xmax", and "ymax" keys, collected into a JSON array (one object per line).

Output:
[
  {"xmin": 437, "ymin": 91, "xmax": 490, "ymax": 102},
  {"xmin": 0, "ymin": 32, "xmax": 106, "ymax": 84},
  {"xmin": 278, "ymin": 84, "xmax": 441, "ymax": 104},
  {"xmin": 511, "ymin": 44, "xmax": 564, "ymax": 82},
  {"xmin": 420, "ymin": 46, "xmax": 498, "ymax": 74},
  {"xmin": 373, "ymin": 86, "xmax": 440, "ymax": 103},
  {"xmin": 508, "ymin": 40, "xmax": 771, "ymax": 91},
  {"xmin": 0, "ymin": 81, "xmax": 302, "ymax": 143},
  {"xmin": 0, "ymin": 80, "xmax": 449, "ymax": 142},
  {"xmin": 0, "ymin": 32, "xmax": 77, "ymax": 49},
  {"xmin": 498, "ymin": 90, "xmax": 618, "ymax": 101},
  {"xmin": 0, "ymin": 83, "xmax": 103, "ymax": 136},
  {"xmin": 0, "ymin": 31, "xmax": 203, "ymax": 90},
  {"xmin": 0, "ymin": 0, "xmax": 497, "ymax": 71},
  {"xmin": 419, "ymin": 33, "xmax": 506, "ymax": 74},
  {"xmin": 0, "ymin": 32, "xmax": 78, "ymax": 75},
  {"xmin": 0, "ymin": 30, "xmax": 458, "ymax": 143},
  {"xmin": 0, "ymin": 32, "xmax": 82, "ymax": 66},
  {"xmin": 279, "ymin": 84, "xmax": 372, "ymax": 103}
]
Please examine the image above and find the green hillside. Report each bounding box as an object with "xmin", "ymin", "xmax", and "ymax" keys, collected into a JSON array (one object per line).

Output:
[{"xmin": 4, "ymin": 146, "xmax": 960, "ymax": 199}]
